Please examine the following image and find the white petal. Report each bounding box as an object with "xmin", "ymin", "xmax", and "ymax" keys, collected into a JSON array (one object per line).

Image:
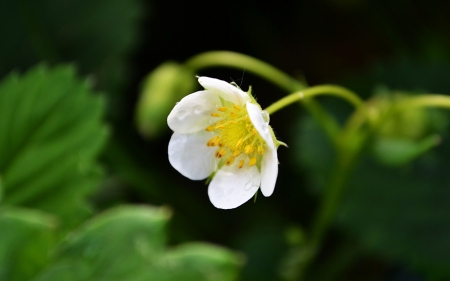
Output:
[
  {"xmin": 208, "ymin": 160, "xmax": 260, "ymax": 209},
  {"xmin": 167, "ymin": 90, "xmax": 221, "ymax": 134},
  {"xmin": 168, "ymin": 131, "xmax": 219, "ymax": 180},
  {"xmin": 246, "ymin": 102, "xmax": 275, "ymax": 149},
  {"xmin": 260, "ymin": 146, "xmax": 278, "ymax": 197},
  {"xmin": 198, "ymin": 77, "xmax": 250, "ymax": 105}
]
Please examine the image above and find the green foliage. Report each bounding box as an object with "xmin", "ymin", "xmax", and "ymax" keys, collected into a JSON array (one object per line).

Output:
[
  {"xmin": 0, "ymin": 65, "xmax": 108, "ymax": 228},
  {"xmin": 0, "ymin": 207, "xmax": 57, "ymax": 281},
  {"xmin": 32, "ymin": 206, "xmax": 243, "ymax": 281},
  {"xmin": 296, "ymin": 113, "xmax": 450, "ymax": 279},
  {"xmin": 370, "ymin": 135, "xmax": 439, "ymax": 166},
  {"xmin": 339, "ymin": 156, "xmax": 450, "ymax": 279}
]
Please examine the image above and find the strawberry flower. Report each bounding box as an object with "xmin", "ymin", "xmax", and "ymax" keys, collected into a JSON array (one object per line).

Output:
[{"xmin": 168, "ymin": 77, "xmax": 280, "ymax": 209}]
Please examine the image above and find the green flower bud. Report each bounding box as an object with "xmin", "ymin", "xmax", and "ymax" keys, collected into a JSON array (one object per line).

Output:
[
  {"xmin": 370, "ymin": 88, "xmax": 448, "ymax": 166},
  {"xmin": 135, "ymin": 62, "xmax": 195, "ymax": 138}
]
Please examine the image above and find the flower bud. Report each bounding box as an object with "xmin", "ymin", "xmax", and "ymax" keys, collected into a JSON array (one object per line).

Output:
[
  {"xmin": 135, "ymin": 62, "xmax": 195, "ymax": 138},
  {"xmin": 370, "ymin": 89, "xmax": 447, "ymax": 166}
]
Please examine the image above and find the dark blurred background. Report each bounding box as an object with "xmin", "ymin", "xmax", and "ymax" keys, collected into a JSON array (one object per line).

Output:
[{"xmin": 2, "ymin": 0, "xmax": 450, "ymax": 280}]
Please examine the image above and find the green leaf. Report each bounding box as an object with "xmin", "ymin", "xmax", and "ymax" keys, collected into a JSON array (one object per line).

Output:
[
  {"xmin": 0, "ymin": 207, "xmax": 57, "ymax": 281},
  {"xmin": 371, "ymin": 135, "xmax": 440, "ymax": 166},
  {"xmin": 154, "ymin": 243, "xmax": 244, "ymax": 281},
  {"xmin": 338, "ymin": 155, "xmax": 450, "ymax": 279},
  {"xmin": 33, "ymin": 205, "xmax": 243, "ymax": 281},
  {"xmin": 295, "ymin": 114, "xmax": 450, "ymax": 279},
  {"xmin": 0, "ymin": 176, "xmax": 3, "ymax": 203},
  {"xmin": 0, "ymin": 65, "xmax": 108, "ymax": 228}
]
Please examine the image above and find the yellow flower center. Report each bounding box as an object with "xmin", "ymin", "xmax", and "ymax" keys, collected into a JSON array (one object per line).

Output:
[{"xmin": 205, "ymin": 102, "xmax": 266, "ymax": 168}]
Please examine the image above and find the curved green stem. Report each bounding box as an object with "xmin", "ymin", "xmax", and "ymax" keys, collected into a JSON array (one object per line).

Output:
[
  {"xmin": 394, "ymin": 95, "xmax": 450, "ymax": 111},
  {"xmin": 294, "ymin": 94, "xmax": 450, "ymax": 280},
  {"xmin": 185, "ymin": 51, "xmax": 342, "ymax": 144},
  {"xmin": 264, "ymin": 85, "xmax": 366, "ymax": 116},
  {"xmin": 294, "ymin": 151, "xmax": 359, "ymax": 280},
  {"xmin": 185, "ymin": 51, "xmax": 305, "ymax": 92}
]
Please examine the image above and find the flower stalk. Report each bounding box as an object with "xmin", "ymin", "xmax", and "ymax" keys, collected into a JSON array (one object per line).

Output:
[
  {"xmin": 179, "ymin": 51, "xmax": 450, "ymax": 280},
  {"xmin": 264, "ymin": 85, "xmax": 366, "ymax": 115},
  {"xmin": 185, "ymin": 51, "xmax": 305, "ymax": 92}
]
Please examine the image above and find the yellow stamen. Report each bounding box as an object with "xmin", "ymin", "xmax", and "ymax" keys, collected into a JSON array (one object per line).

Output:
[
  {"xmin": 215, "ymin": 149, "xmax": 227, "ymax": 158},
  {"xmin": 207, "ymin": 136, "xmax": 220, "ymax": 147},
  {"xmin": 225, "ymin": 157, "xmax": 235, "ymax": 166},
  {"xmin": 244, "ymin": 144, "xmax": 255, "ymax": 154},
  {"xmin": 235, "ymin": 138, "xmax": 244, "ymax": 148},
  {"xmin": 249, "ymin": 157, "xmax": 257, "ymax": 167},
  {"xmin": 257, "ymin": 145, "xmax": 264, "ymax": 155},
  {"xmin": 205, "ymin": 102, "xmax": 268, "ymax": 168},
  {"xmin": 232, "ymin": 150, "xmax": 242, "ymax": 158}
]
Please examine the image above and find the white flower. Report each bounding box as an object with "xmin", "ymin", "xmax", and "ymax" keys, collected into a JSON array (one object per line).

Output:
[{"xmin": 167, "ymin": 77, "xmax": 279, "ymax": 209}]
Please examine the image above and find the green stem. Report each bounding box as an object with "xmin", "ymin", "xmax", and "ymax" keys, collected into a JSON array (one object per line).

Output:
[
  {"xmin": 394, "ymin": 95, "xmax": 450, "ymax": 111},
  {"xmin": 184, "ymin": 51, "xmax": 342, "ymax": 144},
  {"xmin": 293, "ymin": 94, "xmax": 450, "ymax": 279},
  {"xmin": 264, "ymin": 85, "xmax": 366, "ymax": 116},
  {"xmin": 294, "ymin": 151, "xmax": 358, "ymax": 280},
  {"xmin": 185, "ymin": 51, "xmax": 305, "ymax": 92}
]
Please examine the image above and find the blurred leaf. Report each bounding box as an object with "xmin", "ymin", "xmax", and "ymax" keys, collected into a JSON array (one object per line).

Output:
[
  {"xmin": 135, "ymin": 62, "xmax": 196, "ymax": 138},
  {"xmin": 0, "ymin": 207, "xmax": 57, "ymax": 281},
  {"xmin": 371, "ymin": 135, "xmax": 440, "ymax": 166},
  {"xmin": 337, "ymin": 152, "xmax": 450, "ymax": 279},
  {"xmin": 0, "ymin": 0, "xmax": 144, "ymax": 101},
  {"xmin": 153, "ymin": 243, "xmax": 244, "ymax": 281},
  {"xmin": 0, "ymin": 176, "xmax": 3, "ymax": 203},
  {"xmin": 33, "ymin": 205, "xmax": 243, "ymax": 281},
  {"xmin": 295, "ymin": 113, "xmax": 450, "ymax": 279},
  {"xmin": 0, "ymin": 64, "xmax": 108, "ymax": 228}
]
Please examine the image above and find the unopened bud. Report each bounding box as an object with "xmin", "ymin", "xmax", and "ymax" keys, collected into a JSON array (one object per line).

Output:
[{"xmin": 135, "ymin": 62, "xmax": 195, "ymax": 138}]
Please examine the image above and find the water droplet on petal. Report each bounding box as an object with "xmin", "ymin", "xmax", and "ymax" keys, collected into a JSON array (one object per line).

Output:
[
  {"xmin": 244, "ymin": 182, "xmax": 253, "ymax": 191},
  {"xmin": 194, "ymin": 105, "xmax": 203, "ymax": 114},
  {"xmin": 262, "ymin": 110, "xmax": 270, "ymax": 123}
]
